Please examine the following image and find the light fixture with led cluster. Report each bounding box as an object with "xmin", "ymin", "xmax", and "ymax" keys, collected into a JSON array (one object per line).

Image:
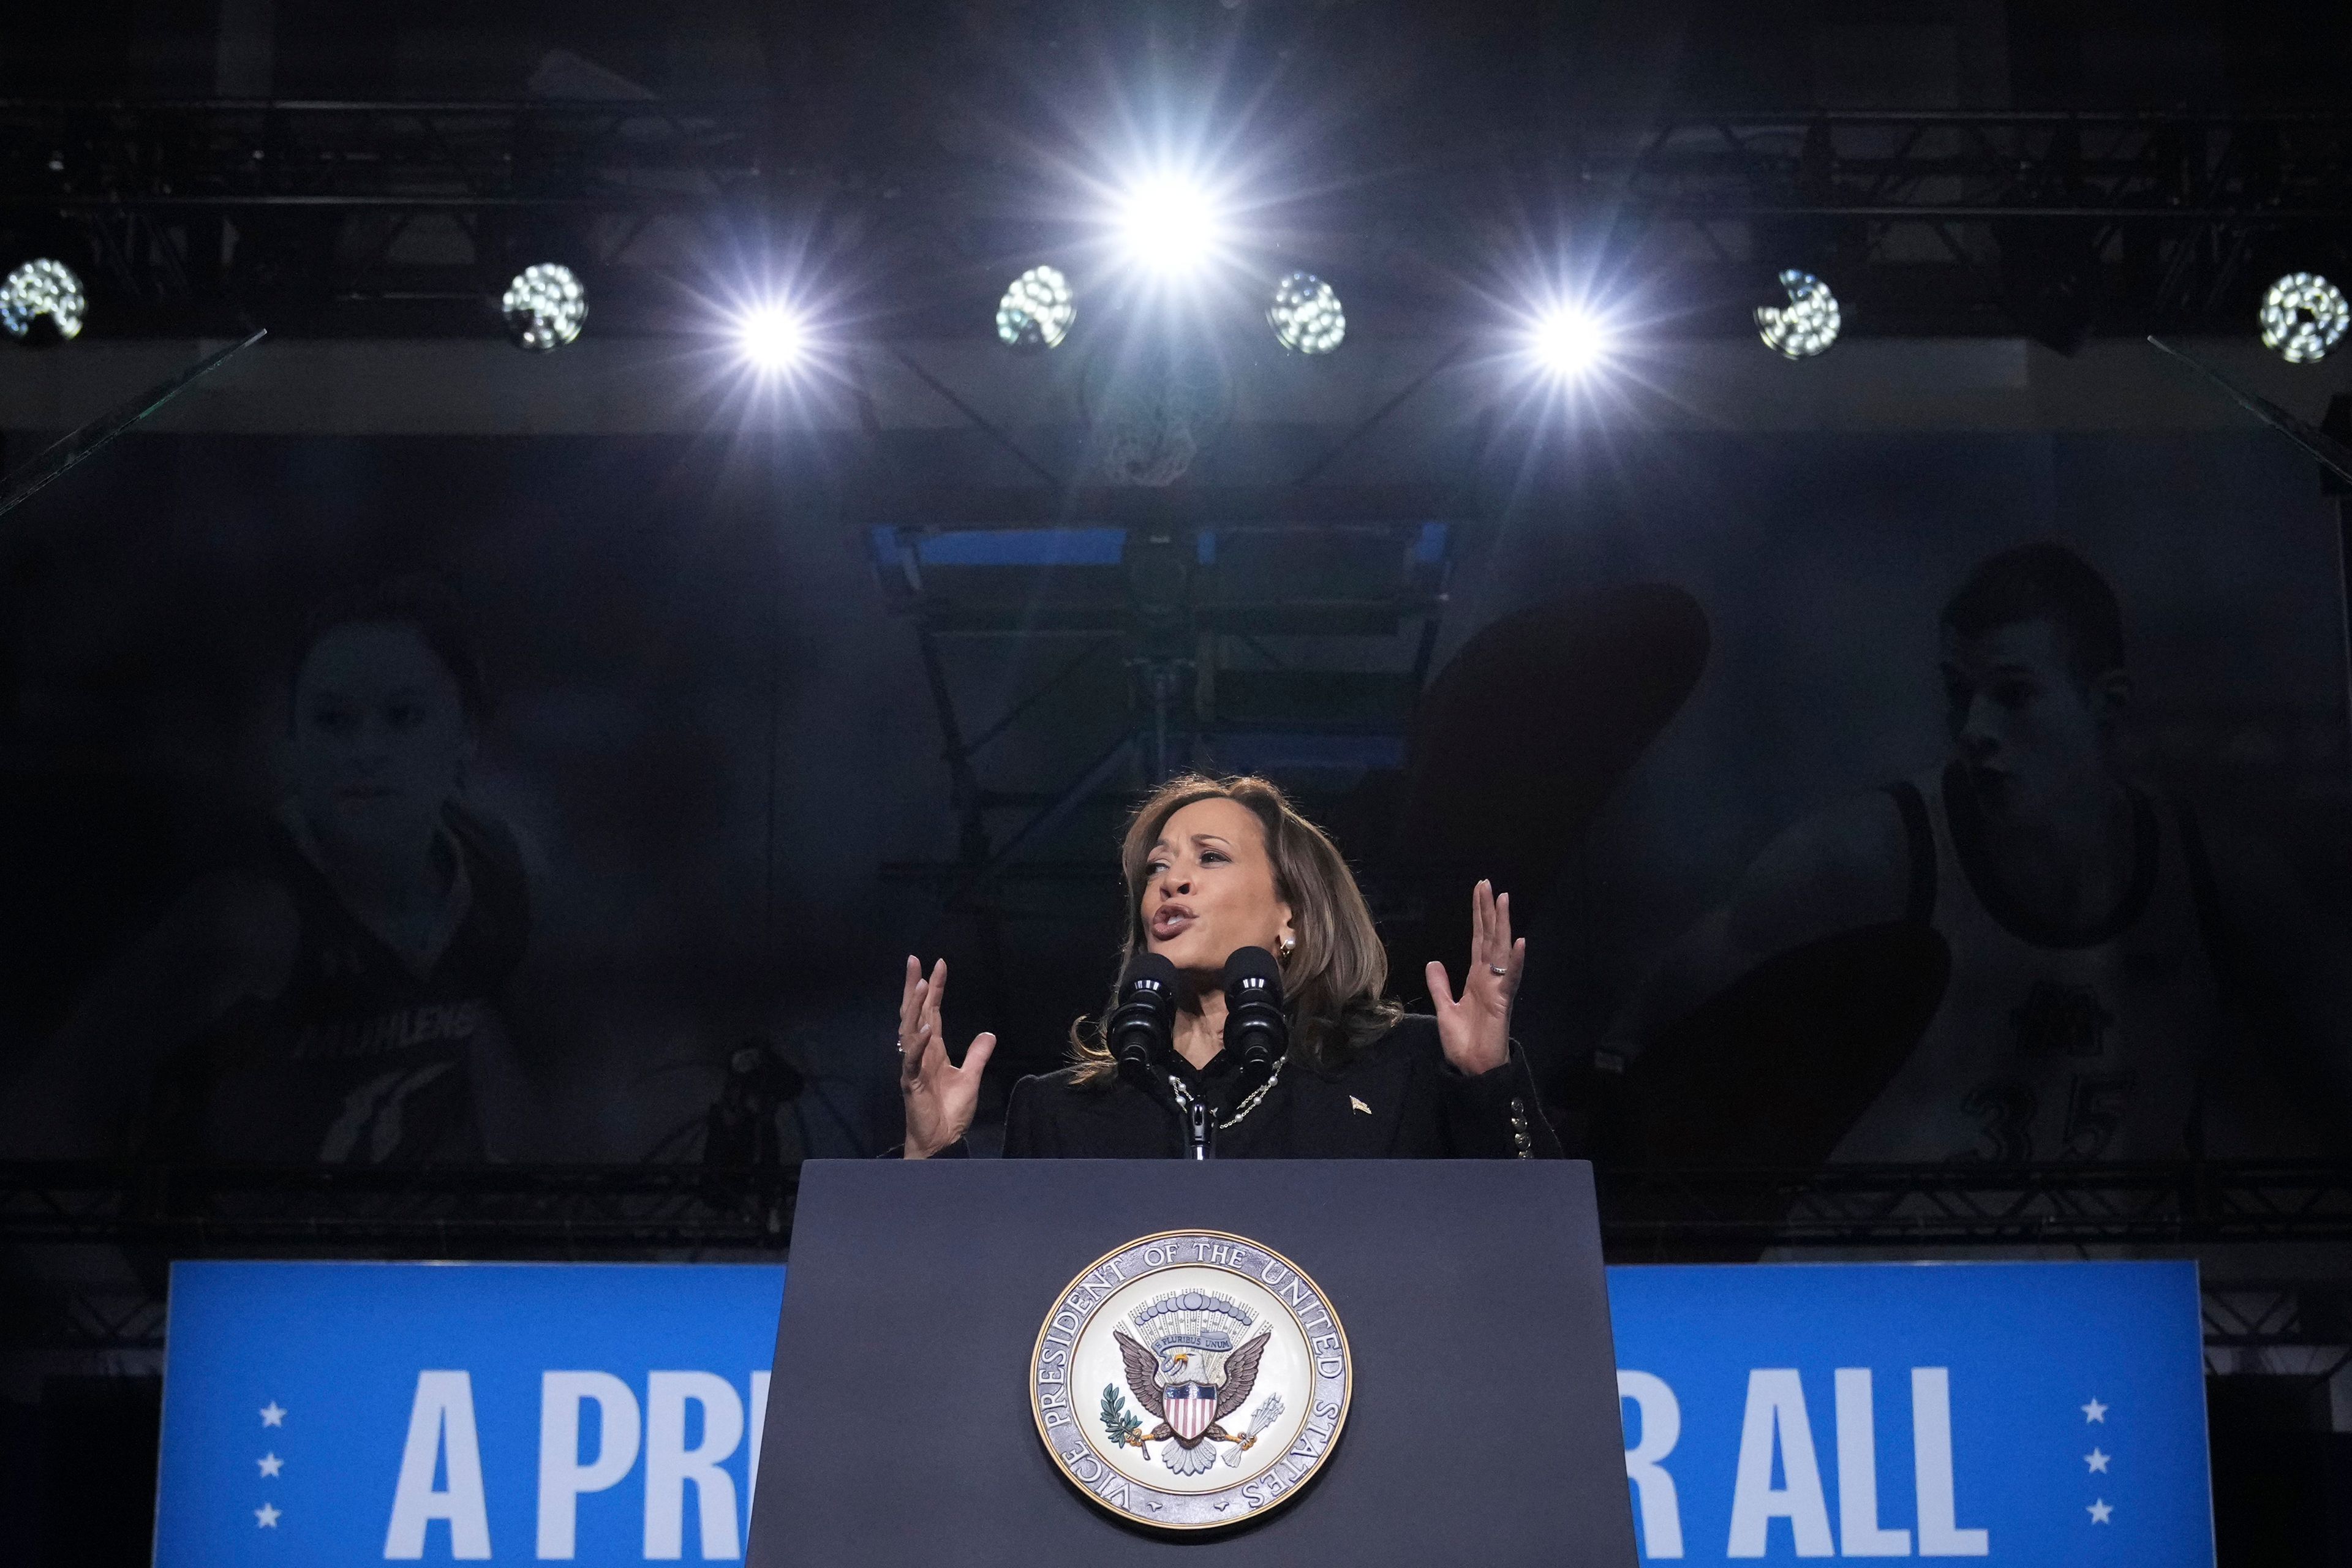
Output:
[
  {"xmin": 501, "ymin": 263, "xmax": 587, "ymax": 352},
  {"xmin": 996, "ymin": 265, "xmax": 1076, "ymax": 350},
  {"xmin": 1, "ymin": 259, "xmax": 86, "ymax": 344},
  {"xmin": 1756, "ymin": 269, "xmax": 1840, "ymax": 358},
  {"xmin": 1268, "ymin": 271, "xmax": 1346, "ymax": 354},
  {"xmin": 2259, "ymin": 272, "xmax": 2349, "ymax": 364}
]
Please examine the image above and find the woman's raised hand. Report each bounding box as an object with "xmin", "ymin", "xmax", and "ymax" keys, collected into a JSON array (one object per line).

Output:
[
  {"xmin": 897, "ymin": 956, "xmax": 997, "ymax": 1159},
  {"xmin": 1425, "ymin": 879, "xmax": 1521, "ymax": 1077}
]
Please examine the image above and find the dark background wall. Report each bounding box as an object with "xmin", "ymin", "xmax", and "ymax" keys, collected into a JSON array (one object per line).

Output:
[{"xmin": 3, "ymin": 423, "xmax": 2344, "ymax": 1161}]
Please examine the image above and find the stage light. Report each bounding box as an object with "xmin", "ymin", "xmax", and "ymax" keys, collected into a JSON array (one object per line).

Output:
[
  {"xmin": 1529, "ymin": 305, "xmax": 1611, "ymax": 380},
  {"xmin": 1756, "ymin": 270, "xmax": 1840, "ymax": 358},
  {"xmin": 2260, "ymin": 272, "xmax": 2349, "ymax": 364},
  {"xmin": 1268, "ymin": 271, "xmax": 1345, "ymax": 355},
  {"xmin": 996, "ymin": 265, "xmax": 1075, "ymax": 350},
  {"xmin": 1115, "ymin": 176, "xmax": 1223, "ymax": 275},
  {"xmin": 737, "ymin": 303, "xmax": 807, "ymax": 373},
  {"xmin": 1, "ymin": 259, "xmax": 86, "ymax": 343},
  {"xmin": 501, "ymin": 263, "xmax": 587, "ymax": 352}
]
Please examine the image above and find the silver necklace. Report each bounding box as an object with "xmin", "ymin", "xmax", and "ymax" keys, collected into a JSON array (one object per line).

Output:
[{"xmin": 1166, "ymin": 1057, "xmax": 1287, "ymax": 1133}]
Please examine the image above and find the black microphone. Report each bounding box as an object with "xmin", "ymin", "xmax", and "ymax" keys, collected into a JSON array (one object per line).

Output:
[
  {"xmin": 1221, "ymin": 946, "xmax": 1289, "ymax": 1074},
  {"xmin": 1108, "ymin": 952, "xmax": 1180, "ymax": 1079}
]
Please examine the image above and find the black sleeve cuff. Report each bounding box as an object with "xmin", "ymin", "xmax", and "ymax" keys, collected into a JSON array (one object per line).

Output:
[{"xmin": 1439, "ymin": 1042, "xmax": 1565, "ymax": 1159}]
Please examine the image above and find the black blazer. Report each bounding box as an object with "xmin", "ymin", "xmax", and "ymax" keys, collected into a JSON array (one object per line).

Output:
[{"xmin": 998, "ymin": 1014, "xmax": 1562, "ymax": 1159}]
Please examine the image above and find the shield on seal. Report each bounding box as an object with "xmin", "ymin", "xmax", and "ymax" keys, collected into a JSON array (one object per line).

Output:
[{"xmin": 1164, "ymin": 1383, "xmax": 1215, "ymax": 1442}]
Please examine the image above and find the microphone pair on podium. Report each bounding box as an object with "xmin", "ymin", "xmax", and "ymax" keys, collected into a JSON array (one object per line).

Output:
[{"xmin": 1107, "ymin": 948, "xmax": 1287, "ymax": 1161}]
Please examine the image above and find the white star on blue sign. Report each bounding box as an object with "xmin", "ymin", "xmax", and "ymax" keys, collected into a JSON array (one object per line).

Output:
[
  {"xmin": 258, "ymin": 1452, "xmax": 283, "ymax": 1477},
  {"xmin": 255, "ymin": 1503, "xmax": 281, "ymax": 1528},
  {"xmin": 2081, "ymin": 1397, "xmax": 2107, "ymax": 1423},
  {"xmin": 260, "ymin": 1401, "xmax": 287, "ymax": 1427},
  {"xmin": 2087, "ymin": 1499, "xmax": 2113, "ymax": 1524}
]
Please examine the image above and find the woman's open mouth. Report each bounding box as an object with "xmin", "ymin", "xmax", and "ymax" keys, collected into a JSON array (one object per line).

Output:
[{"xmin": 1149, "ymin": 903, "xmax": 1196, "ymax": 941}]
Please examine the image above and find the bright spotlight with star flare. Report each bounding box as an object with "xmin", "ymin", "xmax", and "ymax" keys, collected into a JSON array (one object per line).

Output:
[
  {"xmin": 1114, "ymin": 175, "xmax": 1224, "ymax": 277},
  {"xmin": 1529, "ymin": 304, "xmax": 1613, "ymax": 380},
  {"xmin": 736, "ymin": 303, "xmax": 809, "ymax": 374}
]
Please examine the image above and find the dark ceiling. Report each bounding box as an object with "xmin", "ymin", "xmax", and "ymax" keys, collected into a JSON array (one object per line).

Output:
[
  {"xmin": 4, "ymin": 3, "xmax": 2352, "ymax": 344},
  {"xmin": 12, "ymin": 2, "xmax": 2352, "ymax": 110}
]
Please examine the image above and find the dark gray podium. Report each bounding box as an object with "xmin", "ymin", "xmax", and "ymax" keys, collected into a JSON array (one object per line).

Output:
[{"xmin": 748, "ymin": 1158, "xmax": 1637, "ymax": 1566}]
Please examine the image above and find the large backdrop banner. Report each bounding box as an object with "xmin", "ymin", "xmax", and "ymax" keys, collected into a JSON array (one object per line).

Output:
[
  {"xmin": 153, "ymin": 1257, "xmax": 2211, "ymax": 1566},
  {"xmin": 1, "ymin": 429, "xmax": 2346, "ymax": 1170}
]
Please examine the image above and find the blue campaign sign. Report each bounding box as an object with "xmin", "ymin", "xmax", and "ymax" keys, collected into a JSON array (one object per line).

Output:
[
  {"xmin": 1605, "ymin": 1262, "xmax": 2213, "ymax": 1565},
  {"xmin": 154, "ymin": 1257, "xmax": 2211, "ymax": 1564},
  {"xmin": 155, "ymin": 1262, "xmax": 786, "ymax": 1566}
]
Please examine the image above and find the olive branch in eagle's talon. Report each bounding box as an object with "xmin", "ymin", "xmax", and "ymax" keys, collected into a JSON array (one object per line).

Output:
[{"xmin": 1100, "ymin": 1384, "xmax": 1153, "ymax": 1449}]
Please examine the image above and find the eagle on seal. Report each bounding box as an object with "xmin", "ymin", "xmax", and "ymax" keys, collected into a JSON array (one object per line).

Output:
[{"xmin": 1112, "ymin": 1324, "xmax": 1273, "ymax": 1477}]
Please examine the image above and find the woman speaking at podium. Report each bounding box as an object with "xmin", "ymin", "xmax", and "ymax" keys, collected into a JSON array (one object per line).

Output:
[{"xmin": 895, "ymin": 774, "xmax": 1561, "ymax": 1160}]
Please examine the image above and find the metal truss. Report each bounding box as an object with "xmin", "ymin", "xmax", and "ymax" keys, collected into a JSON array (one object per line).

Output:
[
  {"xmin": 0, "ymin": 98, "xmax": 771, "ymax": 334},
  {"xmin": 4, "ymin": 1160, "xmax": 2350, "ymax": 1359},
  {"xmin": 0, "ymin": 1160, "xmax": 797, "ymax": 1254},
  {"xmin": 8, "ymin": 1280, "xmax": 171, "ymax": 1357},
  {"xmin": 13, "ymin": 1159, "xmax": 2342, "ymax": 1253},
  {"xmin": 2203, "ymin": 1282, "xmax": 2352, "ymax": 1384},
  {"xmin": 1581, "ymin": 111, "xmax": 2352, "ymax": 339},
  {"xmin": 1600, "ymin": 1160, "xmax": 2352, "ymax": 1251},
  {"xmin": 1598, "ymin": 111, "xmax": 2352, "ymax": 225},
  {"xmin": 4, "ymin": 102, "xmax": 2351, "ymax": 338}
]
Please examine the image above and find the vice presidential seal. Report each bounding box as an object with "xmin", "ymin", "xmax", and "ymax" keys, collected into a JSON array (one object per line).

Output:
[{"xmin": 1028, "ymin": 1230, "xmax": 1351, "ymax": 1531}]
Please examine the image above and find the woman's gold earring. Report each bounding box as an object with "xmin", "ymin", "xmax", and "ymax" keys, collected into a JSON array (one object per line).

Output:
[{"xmin": 1278, "ymin": 935, "xmax": 1297, "ymax": 959}]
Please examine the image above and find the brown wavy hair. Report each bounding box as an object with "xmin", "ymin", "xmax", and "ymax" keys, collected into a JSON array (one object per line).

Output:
[{"xmin": 1068, "ymin": 774, "xmax": 1402, "ymax": 1084}]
